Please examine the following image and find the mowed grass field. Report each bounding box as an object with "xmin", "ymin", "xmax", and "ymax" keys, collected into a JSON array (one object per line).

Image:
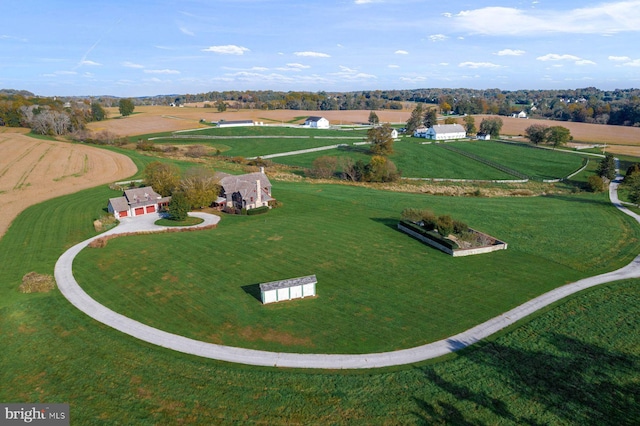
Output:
[
  {"xmin": 72, "ymin": 181, "xmax": 639, "ymax": 354},
  {"xmin": 0, "ymin": 182, "xmax": 638, "ymax": 424},
  {"xmin": 148, "ymin": 126, "xmax": 588, "ymax": 180}
]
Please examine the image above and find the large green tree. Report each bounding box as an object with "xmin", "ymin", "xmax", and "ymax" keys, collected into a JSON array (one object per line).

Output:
[
  {"xmin": 179, "ymin": 167, "xmax": 221, "ymax": 209},
  {"xmin": 216, "ymin": 100, "xmax": 227, "ymax": 112},
  {"xmin": 118, "ymin": 98, "xmax": 135, "ymax": 117},
  {"xmin": 463, "ymin": 115, "xmax": 476, "ymax": 135},
  {"xmin": 143, "ymin": 161, "xmax": 181, "ymax": 196},
  {"xmin": 546, "ymin": 126, "xmax": 572, "ymax": 148},
  {"xmin": 624, "ymin": 170, "xmax": 640, "ymax": 205},
  {"xmin": 368, "ymin": 123, "xmax": 394, "ymax": 156},
  {"xmin": 405, "ymin": 103, "xmax": 424, "ymax": 134},
  {"xmin": 596, "ymin": 153, "xmax": 617, "ymax": 181},
  {"xmin": 423, "ymin": 108, "xmax": 437, "ymax": 128},
  {"xmin": 525, "ymin": 124, "xmax": 548, "ymax": 145},
  {"xmin": 90, "ymin": 102, "xmax": 106, "ymax": 121},
  {"xmin": 479, "ymin": 117, "xmax": 503, "ymax": 139}
]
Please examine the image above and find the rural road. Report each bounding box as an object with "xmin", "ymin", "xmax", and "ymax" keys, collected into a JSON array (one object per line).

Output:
[{"xmin": 55, "ymin": 178, "xmax": 640, "ymax": 369}]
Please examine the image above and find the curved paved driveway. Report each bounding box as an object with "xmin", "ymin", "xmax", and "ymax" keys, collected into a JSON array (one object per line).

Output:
[{"xmin": 55, "ymin": 180, "xmax": 640, "ymax": 369}]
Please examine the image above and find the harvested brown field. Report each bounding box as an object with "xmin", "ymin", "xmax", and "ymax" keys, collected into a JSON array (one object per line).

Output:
[
  {"xmin": 92, "ymin": 106, "xmax": 640, "ymax": 149},
  {"xmin": 472, "ymin": 114, "xmax": 640, "ymax": 146},
  {"xmin": 0, "ymin": 128, "xmax": 137, "ymax": 238}
]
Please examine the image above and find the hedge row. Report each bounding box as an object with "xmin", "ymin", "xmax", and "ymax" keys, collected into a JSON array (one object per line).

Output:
[{"xmin": 246, "ymin": 206, "xmax": 270, "ymax": 216}]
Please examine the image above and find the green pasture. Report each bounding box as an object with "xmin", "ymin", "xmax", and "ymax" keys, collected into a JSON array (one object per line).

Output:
[
  {"xmin": 449, "ymin": 140, "xmax": 587, "ymax": 180},
  {"xmin": 72, "ymin": 182, "xmax": 639, "ymax": 354}
]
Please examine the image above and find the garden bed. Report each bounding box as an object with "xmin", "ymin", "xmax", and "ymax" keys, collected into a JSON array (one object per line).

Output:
[{"xmin": 398, "ymin": 221, "xmax": 507, "ymax": 257}]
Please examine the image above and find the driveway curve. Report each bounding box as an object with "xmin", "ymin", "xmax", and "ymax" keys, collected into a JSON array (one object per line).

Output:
[{"xmin": 55, "ymin": 180, "xmax": 640, "ymax": 369}]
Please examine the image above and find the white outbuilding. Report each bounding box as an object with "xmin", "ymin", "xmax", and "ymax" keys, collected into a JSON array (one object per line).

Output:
[
  {"xmin": 304, "ymin": 116, "xmax": 330, "ymax": 129},
  {"xmin": 422, "ymin": 124, "xmax": 466, "ymax": 140},
  {"xmin": 259, "ymin": 275, "xmax": 317, "ymax": 304}
]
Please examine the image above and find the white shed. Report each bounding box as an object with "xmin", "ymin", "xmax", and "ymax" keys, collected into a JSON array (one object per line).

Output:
[{"xmin": 259, "ymin": 275, "xmax": 317, "ymax": 304}]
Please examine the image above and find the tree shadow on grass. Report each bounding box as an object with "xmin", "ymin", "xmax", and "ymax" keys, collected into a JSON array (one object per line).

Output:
[
  {"xmin": 412, "ymin": 334, "xmax": 640, "ymax": 425},
  {"xmin": 369, "ymin": 217, "xmax": 401, "ymax": 232},
  {"xmin": 241, "ymin": 283, "xmax": 262, "ymax": 303},
  {"xmin": 541, "ymin": 192, "xmax": 614, "ymax": 207}
]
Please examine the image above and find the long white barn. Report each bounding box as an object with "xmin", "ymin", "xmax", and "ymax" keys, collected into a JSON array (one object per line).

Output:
[{"xmin": 414, "ymin": 124, "xmax": 466, "ymax": 140}]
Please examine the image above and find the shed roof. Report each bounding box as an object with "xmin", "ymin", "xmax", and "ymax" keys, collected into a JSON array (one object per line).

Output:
[
  {"xmin": 305, "ymin": 116, "xmax": 326, "ymax": 122},
  {"xmin": 259, "ymin": 275, "xmax": 317, "ymax": 292},
  {"xmin": 108, "ymin": 197, "xmax": 129, "ymax": 212}
]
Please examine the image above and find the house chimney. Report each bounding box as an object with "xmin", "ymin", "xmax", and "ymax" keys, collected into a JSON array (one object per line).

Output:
[
  {"xmin": 256, "ymin": 180, "xmax": 262, "ymax": 205},
  {"xmin": 259, "ymin": 166, "xmax": 265, "ymax": 174}
]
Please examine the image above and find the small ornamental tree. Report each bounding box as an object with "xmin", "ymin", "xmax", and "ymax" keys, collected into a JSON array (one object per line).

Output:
[
  {"xmin": 463, "ymin": 115, "xmax": 476, "ymax": 135},
  {"xmin": 90, "ymin": 102, "xmax": 106, "ymax": 121},
  {"xmin": 405, "ymin": 103, "xmax": 424, "ymax": 134},
  {"xmin": 216, "ymin": 100, "xmax": 227, "ymax": 112},
  {"xmin": 143, "ymin": 161, "xmax": 180, "ymax": 196},
  {"xmin": 479, "ymin": 117, "xmax": 503, "ymax": 139},
  {"xmin": 587, "ymin": 175, "xmax": 606, "ymax": 192},
  {"xmin": 546, "ymin": 126, "xmax": 571, "ymax": 148},
  {"xmin": 436, "ymin": 215, "xmax": 455, "ymax": 237},
  {"xmin": 168, "ymin": 191, "xmax": 190, "ymax": 221}
]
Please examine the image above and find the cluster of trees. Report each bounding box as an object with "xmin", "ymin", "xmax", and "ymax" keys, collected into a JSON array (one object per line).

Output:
[
  {"xmin": 310, "ymin": 122, "xmax": 399, "ymax": 182},
  {"xmin": 401, "ymin": 208, "xmax": 468, "ymax": 238},
  {"xmin": 524, "ymin": 124, "xmax": 573, "ymax": 148},
  {"xmin": 143, "ymin": 162, "xmax": 221, "ymax": 220},
  {"xmin": 137, "ymin": 87, "xmax": 640, "ymax": 127},
  {"xmin": 0, "ymin": 93, "xmax": 134, "ymax": 135}
]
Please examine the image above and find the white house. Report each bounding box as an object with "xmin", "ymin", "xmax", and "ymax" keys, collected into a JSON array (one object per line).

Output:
[
  {"xmin": 511, "ymin": 111, "xmax": 527, "ymax": 119},
  {"xmin": 304, "ymin": 116, "xmax": 330, "ymax": 129},
  {"xmin": 260, "ymin": 275, "xmax": 317, "ymax": 304},
  {"xmin": 476, "ymin": 132, "xmax": 491, "ymax": 140},
  {"xmin": 390, "ymin": 128, "xmax": 399, "ymax": 139},
  {"xmin": 217, "ymin": 120, "xmax": 255, "ymax": 128},
  {"xmin": 107, "ymin": 186, "xmax": 171, "ymax": 219},
  {"xmin": 415, "ymin": 124, "xmax": 466, "ymax": 140}
]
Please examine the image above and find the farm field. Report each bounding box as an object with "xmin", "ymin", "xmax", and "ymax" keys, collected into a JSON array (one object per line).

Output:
[
  {"xmin": 73, "ymin": 182, "xmax": 639, "ymax": 354},
  {"xmin": 0, "ymin": 181, "xmax": 638, "ymax": 424},
  {"xmin": 0, "ymin": 128, "xmax": 136, "ymax": 238}
]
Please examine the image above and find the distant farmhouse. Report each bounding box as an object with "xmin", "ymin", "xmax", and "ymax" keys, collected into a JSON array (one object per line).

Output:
[
  {"xmin": 214, "ymin": 169, "xmax": 274, "ymax": 212},
  {"xmin": 476, "ymin": 132, "xmax": 491, "ymax": 140},
  {"xmin": 216, "ymin": 120, "xmax": 255, "ymax": 128},
  {"xmin": 108, "ymin": 186, "xmax": 170, "ymax": 219},
  {"xmin": 511, "ymin": 111, "xmax": 527, "ymax": 119},
  {"xmin": 304, "ymin": 116, "xmax": 330, "ymax": 129},
  {"xmin": 414, "ymin": 124, "xmax": 466, "ymax": 140}
]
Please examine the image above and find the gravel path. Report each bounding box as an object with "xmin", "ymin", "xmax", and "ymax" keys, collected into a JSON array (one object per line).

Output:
[{"xmin": 55, "ymin": 176, "xmax": 640, "ymax": 369}]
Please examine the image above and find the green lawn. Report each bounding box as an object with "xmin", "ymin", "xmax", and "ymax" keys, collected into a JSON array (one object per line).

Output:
[
  {"xmin": 72, "ymin": 182, "xmax": 639, "ymax": 354},
  {"xmin": 1, "ymin": 165, "xmax": 639, "ymax": 423},
  {"xmin": 448, "ymin": 140, "xmax": 587, "ymax": 180}
]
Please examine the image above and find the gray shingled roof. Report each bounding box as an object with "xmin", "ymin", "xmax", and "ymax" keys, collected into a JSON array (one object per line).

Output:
[
  {"xmin": 259, "ymin": 275, "xmax": 317, "ymax": 292},
  {"xmin": 305, "ymin": 116, "xmax": 325, "ymax": 122},
  {"xmin": 108, "ymin": 197, "xmax": 129, "ymax": 212},
  {"xmin": 218, "ymin": 172, "xmax": 272, "ymax": 201}
]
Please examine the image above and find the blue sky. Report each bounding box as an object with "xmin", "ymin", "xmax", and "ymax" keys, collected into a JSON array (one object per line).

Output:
[{"xmin": 2, "ymin": 0, "xmax": 640, "ymax": 96}]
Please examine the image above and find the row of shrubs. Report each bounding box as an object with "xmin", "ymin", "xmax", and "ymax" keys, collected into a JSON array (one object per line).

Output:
[
  {"xmin": 398, "ymin": 220, "xmax": 458, "ymax": 250},
  {"xmin": 401, "ymin": 208, "xmax": 468, "ymax": 238}
]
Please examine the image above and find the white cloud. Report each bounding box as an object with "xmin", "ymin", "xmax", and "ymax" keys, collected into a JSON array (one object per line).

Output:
[
  {"xmin": 459, "ymin": 62, "xmax": 501, "ymax": 69},
  {"xmin": 429, "ymin": 34, "xmax": 448, "ymax": 42},
  {"xmin": 278, "ymin": 63, "xmax": 311, "ymax": 71},
  {"xmin": 439, "ymin": 62, "xmax": 449, "ymax": 66},
  {"xmin": 80, "ymin": 60, "xmax": 101, "ymax": 66},
  {"xmin": 495, "ymin": 49, "xmax": 525, "ymax": 56},
  {"xmin": 395, "ymin": 50, "xmax": 409, "ymax": 55},
  {"xmin": 180, "ymin": 27, "xmax": 195, "ymax": 37},
  {"xmin": 294, "ymin": 51, "xmax": 331, "ymax": 58},
  {"xmin": 388, "ymin": 64, "xmax": 400, "ymax": 68},
  {"xmin": 354, "ymin": 0, "xmax": 380, "ymax": 4},
  {"xmin": 537, "ymin": 54, "xmax": 581, "ymax": 61},
  {"xmin": 144, "ymin": 69, "xmax": 181, "ymax": 74},
  {"xmin": 330, "ymin": 65, "xmax": 376, "ymax": 80},
  {"xmin": 442, "ymin": 12, "xmax": 452, "ymax": 18},
  {"xmin": 122, "ymin": 61, "xmax": 144, "ymax": 69},
  {"xmin": 1, "ymin": 34, "xmax": 28, "ymax": 42},
  {"xmin": 202, "ymin": 45, "xmax": 250, "ymax": 55},
  {"xmin": 453, "ymin": 2, "xmax": 640, "ymax": 36},
  {"xmin": 55, "ymin": 71, "xmax": 77, "ymax": 75},
  {"xmin": 400, "ymin": 76, "xmax": 427, "ymax": 83},
  {"xmin": 622, "ymin": 59, "xmax": 640, "ymax": 67},
  {"xmin": 576, "ymin": 59, "xmax": 597, "ymax": 66},
  {"xmin": 609, "ymin": 55, "xmax": 631, "ymax": 61}
]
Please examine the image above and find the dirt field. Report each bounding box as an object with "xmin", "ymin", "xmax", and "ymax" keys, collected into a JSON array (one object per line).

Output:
[{"xmin": 0, "ymin": 128, "xmax": 137, "ymax": 238}]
